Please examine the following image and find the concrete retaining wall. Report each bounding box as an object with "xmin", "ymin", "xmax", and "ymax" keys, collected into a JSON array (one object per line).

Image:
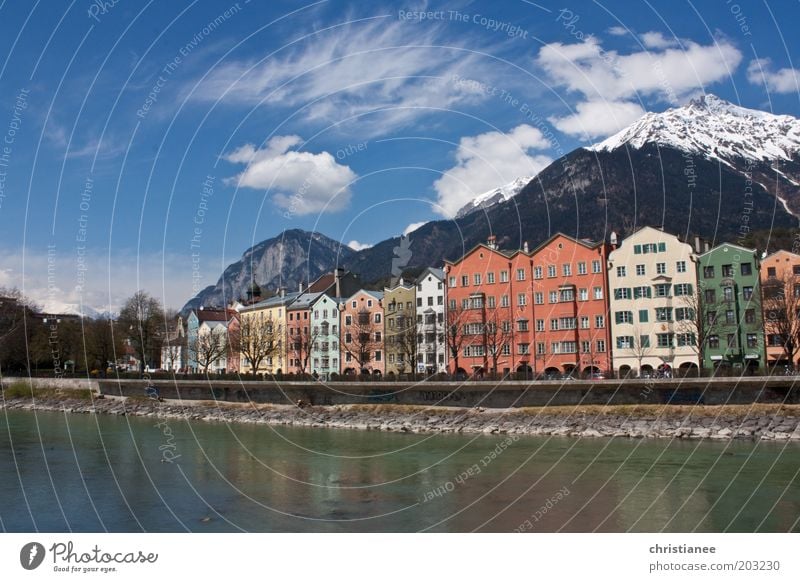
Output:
[{"xmin": 1, "ymin": 376, "xmax": 100, "ymax": 392}]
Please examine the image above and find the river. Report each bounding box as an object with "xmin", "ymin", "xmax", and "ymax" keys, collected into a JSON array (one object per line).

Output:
[{"xmin": 1, "ymin": 409, "xmax": 798, "ymax": 532}]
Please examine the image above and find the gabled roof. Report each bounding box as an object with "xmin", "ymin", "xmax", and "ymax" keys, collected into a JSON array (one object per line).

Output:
[
  {"xmin": 529, "ymin": 232, "xmax": 603, "ymax": 255},
  {"xmin": 345, "ymin": 289, "xmax": 383, "ymax": 302},
  {"xmin": 762, "ymin": 249, "xmax": 800, "ymax": 262},
  {"xmin": 698, "ymin": 242, "xmax": 758, "ymax": 259},
  {"xmin": 194, "ymin": 308, "xmax": 231, "ymax": 322},
  {"xmin": 287, "ymin": 291, "xmax": 322, "ymax": 310},
  {"xmin": 241, "ymin": 291, "xmax": 302, "ymax": 312},
  {"xmin": 415, "ymin": 266, "xmax": 444, "ymax": 282},
  {"xmin": 443, "ymin": 241, "xmax": 518, "ymax": 266}
]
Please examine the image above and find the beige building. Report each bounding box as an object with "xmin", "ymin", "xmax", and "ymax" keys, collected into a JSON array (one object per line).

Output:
[
  {"xmin": 608, "ymin": 227, "xmax": 700, "ymax": 376},
  {"xmin": 384, "ymin": 279, "xmax": 416, "ymax": 375},
  {"xmin": 238, "ymin": 292, "xmax": 300, "ymax": 374}
]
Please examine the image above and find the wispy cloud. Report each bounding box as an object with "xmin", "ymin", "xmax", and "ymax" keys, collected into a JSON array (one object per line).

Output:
[{"xmin": 747, "ymin": 58, "xmax": 800, "ymax": 94}]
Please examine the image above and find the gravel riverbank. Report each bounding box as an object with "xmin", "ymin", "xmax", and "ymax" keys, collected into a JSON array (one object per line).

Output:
[{"xmin": 3, "ymin": 394, "xmax": 800, "ymax": 441}]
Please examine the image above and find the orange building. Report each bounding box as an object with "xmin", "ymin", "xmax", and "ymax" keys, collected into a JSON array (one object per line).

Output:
[
  {"xmin": 529, "ymin": 234, "xmax": 612, "ymax": 377},
  {"xmin": 443, "ymin": 235, "xmax": 535, "ymax": 377},
  {"xmin": 760, "ymin": 250, "xmax": 800, "ymax": 368},
  {"xmin": 340, "ymin": 289, "xmax": 385, "ymax": 376}
]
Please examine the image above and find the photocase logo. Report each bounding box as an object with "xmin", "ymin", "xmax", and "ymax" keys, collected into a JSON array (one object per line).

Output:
[{"xmin": 20, "ymin": 542, "xmax": 46, "ymax": 570}]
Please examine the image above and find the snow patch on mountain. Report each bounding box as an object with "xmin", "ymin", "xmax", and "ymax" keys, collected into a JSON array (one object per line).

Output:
[
  {"xmin": 588, "ymin": 94, "xmax": 800, "ymax": 165},
  {"xmin": 454, "ymin": 176, "xmax": 534, "ymax": 219}
]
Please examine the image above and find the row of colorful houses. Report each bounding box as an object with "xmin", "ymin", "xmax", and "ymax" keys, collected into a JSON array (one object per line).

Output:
[{"xmin": 168, "ymin": 226, "xmax": 800, "ymax": 378}]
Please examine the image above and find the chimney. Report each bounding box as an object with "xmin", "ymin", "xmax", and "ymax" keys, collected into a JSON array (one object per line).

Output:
[
  {"xmin": 299, "ymin": 281, "xmax": 304, "ymax": 293},
  {"xmin": 523, "ymin": 241, "xmax": 529, "ymax": 253},
  {"xmin": 280, "ymin": 287, "xmax": 285, "ymax": 298},
  {"xmin": 694, "ymin": 235, "xmax": 702, "ymax": 254},
  {"xmin": 335, "ymin": 268, "xmax": 342, "ymax": 298},
  {"xmin": 399, "ymin": 276, "xmax": 404, "ymax": 286},
  {"xmin": 610, "ymin": 231, "xmax": 618, "ymax": 249},
  {"xmin": 704, "ymin": 240, "xmax": 711, "ymax": 252},
  {"xmin": 487, "ymin": 235, "xmax": 497, "ymax": 250}
]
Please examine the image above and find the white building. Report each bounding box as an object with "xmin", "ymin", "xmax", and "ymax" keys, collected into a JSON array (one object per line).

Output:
[
  {"xmin": 415, "ymin": 267, "xmax": 447, "ymax": 374},
  {"xmin": 607, "ymin": 227, "xmax": 700, "ymax": 377},
  {"xmin": 309, "ymin": 293, "xmax": 341, "ymax": 378}
]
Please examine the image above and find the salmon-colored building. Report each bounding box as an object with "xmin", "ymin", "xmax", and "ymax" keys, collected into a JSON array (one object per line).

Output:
[
  {"xmin": 529, "ymin": 233, "xmax": 612, "ymax": 376},
  {"xmin": 340, "ymin": 289, "xmax": 385, "ymax": 375},
  {"xmin": 760, "ymin": 250, "xmax": 800, "ymax": 368},
  {"xmin": 443, "ymin": 235, "xmax": 535, "ymax": 376}
]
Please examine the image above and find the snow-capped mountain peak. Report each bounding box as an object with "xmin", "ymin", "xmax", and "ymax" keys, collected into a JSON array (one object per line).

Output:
[
  {"xmin": 588, "ymin": 94, "xmax": 800, "ymax": 164},
  {"xmin": 454, "ymin": 176, "xmax": 534, "ymax": 219}
]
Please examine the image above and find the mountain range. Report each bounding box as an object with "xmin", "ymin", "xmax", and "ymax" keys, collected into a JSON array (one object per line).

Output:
[{"xmin": 184, "ymin": 95, "xmax": 800, "ymax": 311}]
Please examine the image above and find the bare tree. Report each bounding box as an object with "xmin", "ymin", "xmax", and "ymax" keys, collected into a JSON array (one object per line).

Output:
[
  {"xmin": 289, "ymin": 324, "xmax": 321, "ymax": 374},
  {"xmin": 393, "ymin": 314, "xmax": 420, "ymax": 374},
  {"xmin": 677, "ymin": 282, "xmax": 718, "ymax": 373},
  {"xmin": 627, "ymin": 326, "xmax": 653, "ymax": 375},
  {"xmin": 192, "ymin": 327, "xmax": 228, "ymax": 373},
  {"xmin": 118, "ymin": 291, "xmax": 165, "ymax": 373},
  {"xmin": 341, "ymin": 309, "xmax": 380, "ymax": 373},
  {"xmin": 235, "ymin": 314, "xmax": 281, "ymax": 375},
  {"xmin": 762, "ymin": 272, "xmax": 800, "ymax": 368},
  {"xmin": 484, "ymin": 311, "xmax": 511, "ymax": 375},
  {"xmin": 445, "ymin": 306, "xmax": 468, "ymax": 375}
]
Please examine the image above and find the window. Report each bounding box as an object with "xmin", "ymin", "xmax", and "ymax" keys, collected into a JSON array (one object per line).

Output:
[
  {"xmin": 677, "ymin": 333, "xmax": 695, "ymax": 347},
  {"xmin": 471, "ymin": 296, "xmax": 484, "ymax": 309},
  {"xmin": 517, "ymin": 320, "xmax": 529, "ymax": 332},
  {"xmin": 594, "ymin": 287, "xmax": 604, "ymax": 300},
  {"xmin": 616, "ymin": 336, "xmax": 633, "ymax": 349},
  {"xmin": 417, "ymin": 298, "xmax": 423, "ymax": 307},
  {"xmin": 743, "ymin": 286, "xmax": 754, "ymax": 300},
  {"xmin": 375, "ymin": 313, "xmax": 382, "ymax": 323},
  {"xmin": 654, "ymin": 284, "xmax": 671, "ymax": 297},
  {"xmin": 769, "ymin": 334, "xmax": 784, "ymax": 347},
  {"xmin": 518, "ymin": 343, "xmax": 530, "ymax": 355},
  {"xmin": 615, "ymin": 311, "xmax": 634, "ymax": 324},
  {"xmin": 595, "ymin": 315, "xmax": 605, "ymax": 328},
  {"xmin": 639, "ymin": 309, "xmax": 649, "ymax": 323},
  {"xmin": 722, "ymin": 264, "xmax": 734, "ymax": 277},
  {"xmin": 725, "ymin": 310, "xmax": 735, "ymax": 324},
  {"xmin": 487, "ymin": 272, "xmax": 495, "ymax": 284},
  {"xmin": 658, "ymin": 242, "xmax": 666, "ymax": 252},
  {"xmin": 656, "ymin": 333, "xmax": 673, "ymax": 348},
  {"xmin": 474, "ymin": 273, "xmax": 482, "ymax": 285},
  {"xmin": 428, "ymin": 297, "xmax": 434, "ymax": 306},
  {"xmin": 656, "ymin": 262, "xmax": 666, "ymax": 275},
  {"xmin": 550, "ymin": 319, "xmax": 559, "ymax": 331},
  {"xmin": 549, "ymin": 291, "xmax": 558, "ymax": 303},
  {"xmin": 639, "ymin": 335, "xmax": 650, "ymax": 348},
  {"xmin": 616, "ymin": 266, "xmax": 626, "ymax": 277},
  {"xmin": 517, "ymin": 293, "xmax": 527, "ymax": 306},
  {"xmin": 345, "ymin": 315, "xmax": 352, "ymax": 326},
  {"xmin": 534, "ymin": 266, "xmax": 542, "ymax": 279},
  {"xmin": 516, "ymin": 268, "xmax": 526, "ymax": 281},
  {"xmin": 707, "ymin": 311, "xmax": 717, "ymax": 325},
  {"xmin": 703, "ymin": 266, "xmax": 715, "ymax": 279},
  {"xmin": 677, "ymin": 261, "xmax": 686, "ymax": 273},
  {"xmin": 675, "ymin": 307, "xmax": 694, "ymax": 321},
  {"xmin": 560, "ymin": 288, "xmax": 575, "ymax": 302},
  {"xmin": 502, "ymin": 344, "xmax": 511, "ymax": 356},
  {"xmin": 674, "ymin": 283, "xmax": 692, "ymax": 296},
  {"xmin": 559, "ymin": 317, "xmax": 577, "ymax": 329},
  {"xmin": 487, "ymin": 296, "xmax": 496, "ymax": 308},
  {"xmin": 634, "ymin": 244, "xmax": 642, "ymax": 254},
  {"xmin": 547, "ymin": 265, "xmax": 556, "ymax": 278},
  {"xmin": 449, "ymin": 299, "xmax": 456, "ymax": 310},
  {"xmin": 741, "ymin": 263, "xmax": 752, "ymax": 276},
  {"xmin": 794, "ymin": 265, "xmax": 800, "ymax": 276},
  {"xmin": 580, "ymin": 316, "xmax": 590, "ymax": 329},
  {"xmin": 727, "ymin": 334, "xmax": 737, "ymax": 348},
  {"xmin": 461, "ymin": 275, "xmax": 469, "ymax": 287},
  {"xmin": 723, "ymin": 286, "xmax": 734, "ymax": 302},
  {"xmin": 581, "ymin": 341, "xmax": 590, "ymax": 353},
  {"xmin": 708, "ymin": 335, "xmax": 719, "ymax": 349},
  {"xmin": 614, "ymin": 288, "xmax": 631, "ymax": 300},
  {"xmin": 500, "ymin": 270, "xmax": 509, "ymax": 283},
  {"xmin": 502, "ymin": 321, "xmax": 511, "ymax": 333},
  {"xmin": 705, "ymin": 289, "xmax": 716, "ymax": 303},
  {"xmin": 596, "ymin": 340, "xmax": 606, "ymax": 353},
  {"xmin": 767, "ymin": 267, "xmax": 776, "ymax": 278},
  {"xmin": 537, "ymin": 342, "xmax": 546, "ymax": 355},
  {"xmin": 578, "ymin": 262, "xmax": 587, "ymax": 275},
  {"xmin": 579, "ymin": 288, "xmax": 589, "ymax": 301},
  {"xmin": 636, "ymin": 264, "xmax": 646, "ymax": 276},
  {"xmin": 747, "ymin": 333, "xmax": 758, "ymax": 348},
  {"xmin": 448, "ymin": 276, "xmax": 456, "ymax": 287},
  {"xmin": 655, "ymin": 307, "xmax": 672, "ymax": 322},
  {"xmin": 745, "ymin": 309, "xmax": 756, "ymax": 324},
  {"xmin": 563, "ymin": 264, "xmax": 572, "ymax": 276},
  {"xmin": 501, "ymin": 295, "xmax": 510, "ymax": 307},
  {"xmin": 592, "ymin": 260, "xmax": 601, "ymax": 273},
  {"xmin": 633, "ymin": 286, "xmax": 652, "ymax": 299},
  {"xmin": 462, "ymin": 299, "xmax": 469, "ymax": 309},
  {"xmin": 536, "ymin": 319, "xmax": 545, "ymax": 332},
  {"xmin": 534, "ymin": 292, "xmax": 544, "ymax": 305}
]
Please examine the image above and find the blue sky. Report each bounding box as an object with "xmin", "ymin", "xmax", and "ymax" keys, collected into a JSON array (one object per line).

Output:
[{"xmin": 0, "ymin": 0, "xmax": 798, "ymax": 311}]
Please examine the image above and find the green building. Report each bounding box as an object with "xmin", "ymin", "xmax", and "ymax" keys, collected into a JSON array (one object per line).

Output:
[{"xmin": 696, "ymin": 243, "xmax": 765, "ymax": 373}]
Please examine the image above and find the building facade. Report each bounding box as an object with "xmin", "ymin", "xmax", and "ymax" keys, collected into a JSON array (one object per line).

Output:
[
  {"xmin": 415, "ymin": 267, "xmax": 447, "ymax": 374},
  {"xmin": 238, "ymin": 292, "xmax": 299, "ymax": 374},
  {"xmin": 529, "ymin": 233, "xmax": 612, "ymax": 377},
  {"xmin": 286, "ymin": 291, "xmax": 322, "ymax": 374},
  {"xmin": 340, "ymin": 290, "xmax": 385, "ymax": 375},
  {"xmin": 697, "ymin": 243, "xmax": 764, "ymax": 373},
  {"xmin": 760, "ymin": 250, "xmax": 800, "ymax": 368},
  {"xmin": 607, "ymin": 227, "xmax": 700, "ymax": 376},
  {"xmin": 309, "ymin": 293, "xmax": 341, "ymax": 378},
  {"xmin": 383, "ymin": 279, "xmax": 416, "ymax": 375}
]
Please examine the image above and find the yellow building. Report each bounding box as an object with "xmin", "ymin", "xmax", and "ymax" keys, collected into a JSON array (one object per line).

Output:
[
  {"xmin": 238, "ymin": 291, "xmax": 300, "ymax": 374},
  {"xmin": 384, "ymin": 279, "xmax": 416, "ymax": 375}
]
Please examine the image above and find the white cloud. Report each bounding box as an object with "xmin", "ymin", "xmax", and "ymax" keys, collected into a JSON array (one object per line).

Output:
[
  {"xmin": 403, "ymin": 221, "xmax": 427, "ymax": 236},
  {"xmin": 224, "ymin": 135, "xmax": 357, "ymax": 215},
  {"xmin": 186, "ymin": 18, "xmax": 496, "ymax": 137},
  {"xmin": 640, "ymin": 31, "xmax": 679, "ymax": 49},
  {"xmin": 347, "ymin": 240, "xmax": 372, "ymax": 251},
  {"xmin": 433, "ymin": 125, "xmax": 553, "ymax": 218},
  {"xmin": 607, "ymin": 26, "xmax": 628, "ymax": 36},
  {"xmin": 549, "ymin": 100, "xmax": 646, "ymax": 139},
  {"xmin": 747, "ymin": 58, "xmax": 800, "ymax": 94},
  {"xmin": 537, "ymin": 34, "xmax": 741, "ymax": 138}
]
